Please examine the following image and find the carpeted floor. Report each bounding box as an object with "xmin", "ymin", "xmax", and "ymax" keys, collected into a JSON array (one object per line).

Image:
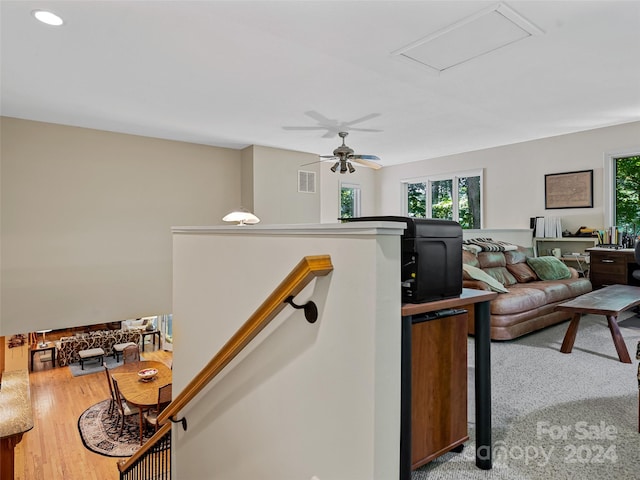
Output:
[
  {"xmin": 412, "ymin": 312, "xmax": 640, "ymax": 479},
  {"xmin": 78, "ymin": 399, "xmax": 155, "ymax": 457}
]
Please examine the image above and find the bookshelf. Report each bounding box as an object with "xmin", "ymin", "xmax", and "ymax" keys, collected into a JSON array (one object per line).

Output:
[
  {"xmin": 533, "ymin": 237, "xmax": 599, "ymax": 278},
  {"xmin": 533, "ymin": 237, "xmax": 599, "ymax": 257}
]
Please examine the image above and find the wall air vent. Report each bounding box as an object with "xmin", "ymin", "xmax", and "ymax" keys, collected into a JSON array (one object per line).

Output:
[
  {"xmin": 392, "ymin": 2, "xmax": 544, "ymax": 74},
  {"xmin": 298, "ymin": 170, "xmax": 316, "ymax": 193}
]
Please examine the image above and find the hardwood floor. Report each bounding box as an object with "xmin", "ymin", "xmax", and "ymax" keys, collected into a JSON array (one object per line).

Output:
[{"xmin": 14, "ymin": 346, "xmax": 172, "ymax": 480}]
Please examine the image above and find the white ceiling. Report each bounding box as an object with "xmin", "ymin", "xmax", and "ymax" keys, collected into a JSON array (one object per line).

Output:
[{"xmin": 2, "ymin": 1, "xmax": 640, "ymax": 166}]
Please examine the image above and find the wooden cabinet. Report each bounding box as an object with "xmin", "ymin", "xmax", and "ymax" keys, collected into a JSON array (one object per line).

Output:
[
  {"xmin": 400, "ymin": 289, "xmax": 496, "ymax": 478},
  {"xmin": 410, "ymin": 310, "xmax": 468, "ymax": 469},
  {"xmin": 588, "ymin": 248, "xmax": 638, "ymax": 289}
]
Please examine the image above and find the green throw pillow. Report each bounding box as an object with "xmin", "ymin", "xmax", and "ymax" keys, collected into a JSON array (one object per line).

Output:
[
  {"xmin": 526, "ymin": 256, "xmax": 571, "ymax": 280},
  {"xmin": 462, "ymin": 264, "xmax": 509, "ymax": 293}
]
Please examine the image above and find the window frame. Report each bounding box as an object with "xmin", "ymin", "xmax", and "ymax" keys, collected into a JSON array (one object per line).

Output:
[
  {"xmin": 602, "ymin": 147, "xmax": 640, "ymax": 232},
  {"xmin": 604, "ymin": 148, "xmax": 640, "ymax": 229},
  {"xmin": 340, "ymin": 182, "xmax": 362, "ymax": 219},
  {"xmin": 401, "ymin": 169, "xmax": 484, "ymax": 228}
]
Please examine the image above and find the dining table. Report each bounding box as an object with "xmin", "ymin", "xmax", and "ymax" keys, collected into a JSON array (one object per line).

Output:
[{"xmin": 110, "ymin": 360, "xmax": 172, "ymax": 444}]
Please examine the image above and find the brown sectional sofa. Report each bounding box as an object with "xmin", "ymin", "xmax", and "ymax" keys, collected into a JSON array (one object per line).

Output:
[{"xmin": 463, "ymin": 246, "xmax": 592, "ymax": 340}]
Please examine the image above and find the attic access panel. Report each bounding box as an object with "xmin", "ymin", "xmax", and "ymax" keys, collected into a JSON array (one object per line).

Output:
[{"xmin": 393, "ymin": 3, "xmax": 543, "ymax": 73}]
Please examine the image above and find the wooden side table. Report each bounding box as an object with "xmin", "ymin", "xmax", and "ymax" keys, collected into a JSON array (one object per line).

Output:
[
  {"xmin": 140, "ymin": 330, "xmax": 161, "ymax": 351},
  {"xmin": 29, "ymin": 343, "xmax": 56, "ymax": 371}
]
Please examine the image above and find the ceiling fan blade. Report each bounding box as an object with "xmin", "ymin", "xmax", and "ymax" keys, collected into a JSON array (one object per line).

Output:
[
  {"xmin": 349, "ymin": 155, "xmax": 382, "ymax": 170},
  {"xmin": 343, "ymin": 113, "xmax": 380, "ymax": 126},
  {"xmin": 304, "ymin": 110, "xmax": 334, "ymax": 123},
  {"xmin": 299, "ymin": 160, "xmax": 324, "ymax": 167},
  {"xmin": 282, "ymin": 126, "xmax": 329, "ymax": 131},
  {"xmin": 349, "ymin": 127, "xmax": 383, "ymax": 133},
  {"xmin": 351, "ymin": 154, "xmax": 380, "ymax": 161},
  {"xmin": 322, "ymin": 130, "xmax": 339, "ymax": 138},
  {"xmin": 300, "ymin": 155, "xmax": 337, "ymax": 167}
]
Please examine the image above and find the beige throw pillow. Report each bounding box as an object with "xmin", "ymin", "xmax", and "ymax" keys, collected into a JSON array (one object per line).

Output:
[{"xmin": 462, "ymin": 264, "xmax": 509, "ymax": 293}]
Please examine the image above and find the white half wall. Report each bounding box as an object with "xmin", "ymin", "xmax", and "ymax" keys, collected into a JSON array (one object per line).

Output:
[{"xmin": 172, "ymin": 222, "xmax": 403, "ymax": 480}]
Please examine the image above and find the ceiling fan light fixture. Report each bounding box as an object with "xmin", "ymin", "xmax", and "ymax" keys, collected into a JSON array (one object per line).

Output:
[
  {"xmin": 322, "ymin": 132, "xmax": 381, "ymax": 174},
  {"xmin": 222, "ymin": 207, "xmax": 260, "ymax": 226}
]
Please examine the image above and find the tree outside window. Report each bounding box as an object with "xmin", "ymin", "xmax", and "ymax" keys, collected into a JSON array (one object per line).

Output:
[
  {"xmin": 340, "ymin": 183, "xmax": 361, "ymax": 219},
  {"xmin": 405, "ymin": 171, "xmax": 482, "ymax": 229},
  {"xmin": 614, "ymin": 155, "xmax": 640, "ymax": 235}
]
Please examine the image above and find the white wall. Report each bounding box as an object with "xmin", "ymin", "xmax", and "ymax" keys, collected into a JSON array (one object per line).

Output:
[
  {"xmin": 172, "ymin": 223, "xmax": 403, "ymax": 480},
  {"xmin": 376, "ymin": 121, "xmax": 640, "ymax": 233},
  {"xmin": 0, "ymin": 117, "xmax": 242, "ymax": 335}
]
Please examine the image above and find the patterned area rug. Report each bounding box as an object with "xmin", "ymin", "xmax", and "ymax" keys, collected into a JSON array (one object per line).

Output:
[{"xmin": 78, "ymin": 399, "xmax": 154, "ymax": 457}]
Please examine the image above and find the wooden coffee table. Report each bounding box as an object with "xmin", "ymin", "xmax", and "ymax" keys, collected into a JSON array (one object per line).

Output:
[{"xmin": 559, "ymin": 284, "xmax": 640, "ymax": 363}]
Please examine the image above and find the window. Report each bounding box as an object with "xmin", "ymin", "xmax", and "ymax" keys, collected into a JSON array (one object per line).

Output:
[
  {"xmin": 158, "ymin": 314, "xmax": 173, "ymax": 351},
  {"xmin": 606, "ymin": 153, "xmax": 640, "ymax": 235},
  {"xmin": 604, "ymin": 149, "xmax": 640, "ymax": 235},
  {"xmin": 340, "ymin": 183, "xmax": 361, "ymax": 219},
  {"xmin": 404, "ymin": 170, "xmax": 482, "ymax": 229}
]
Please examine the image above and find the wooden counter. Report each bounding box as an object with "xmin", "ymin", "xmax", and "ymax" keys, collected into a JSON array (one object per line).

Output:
[{"xmin": 0, "ymin": 369, "xmax": 34, "ymax": 479}]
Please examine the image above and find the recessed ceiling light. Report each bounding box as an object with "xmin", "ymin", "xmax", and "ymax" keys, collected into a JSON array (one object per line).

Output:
[{"xmin": 32, "ymin": 10, "xmax": 64, "ymax": 26}]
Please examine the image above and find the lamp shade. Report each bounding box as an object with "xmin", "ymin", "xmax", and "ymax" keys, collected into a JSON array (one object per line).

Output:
[{"xmin": 222, "ymin": 208, "xmax": 260, "ymax": 226}]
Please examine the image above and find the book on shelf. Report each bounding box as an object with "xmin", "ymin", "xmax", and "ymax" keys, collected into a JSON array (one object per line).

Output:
[
  {"xmin": 532, "ymin": 216, "xmax": 563, "ymax": 238},
  {"xmin": 595, "ymin": 227, "xmax": 629, "ymax": 246}
]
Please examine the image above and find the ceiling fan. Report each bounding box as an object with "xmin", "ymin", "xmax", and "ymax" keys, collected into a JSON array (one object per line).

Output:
[
  {"xmin": 318, "ymin": 132, "xmax": 382, "ymax": 174},
  {"xmin": 283, "ymin": 111, "xmax": 382, "ymax": 138}
]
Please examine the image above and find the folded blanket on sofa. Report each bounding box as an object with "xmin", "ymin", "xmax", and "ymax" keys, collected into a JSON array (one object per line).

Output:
[{"xmin": 463, "ymin": 237, "xmax": 518, "ymax": 252}]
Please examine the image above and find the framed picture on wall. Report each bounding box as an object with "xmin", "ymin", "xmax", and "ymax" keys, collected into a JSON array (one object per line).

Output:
[{"xmin": 545, "ymin": 169, "xmax": 593, "ymax": 209}]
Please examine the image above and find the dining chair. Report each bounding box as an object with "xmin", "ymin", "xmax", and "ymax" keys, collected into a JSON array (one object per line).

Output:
[
  {"xmin": 103, "ymin": 366, "xmax": 117, "ymax": 416},
  {"xmin": 122, "ymin": 344, "xmax": 141, "ymax": 364},
  {"xmin": 111, "ymin": 377, "xmax": 141, "ymax": 435},
  {"xmin": 143, "ymin": 383, "xmax": 173, "ymax": 433}
]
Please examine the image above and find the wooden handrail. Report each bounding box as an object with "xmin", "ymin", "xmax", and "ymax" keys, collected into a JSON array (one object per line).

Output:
[
  {"xmin": 157, "ymin": 254, "xmax": 333, "ymax": 426},
  {"xmin": 117, "ymin": 423, "xmax": 171, "ymax": 473}
]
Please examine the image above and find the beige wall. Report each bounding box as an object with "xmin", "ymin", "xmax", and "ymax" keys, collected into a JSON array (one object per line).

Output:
[
  {"xmin": 1, "ymin": 117, "xmax": 242, "ymax": 335},
  {"xmin": 240, "ymin": 145, "xmax": 254, "ymax": 212},
  {"xmin": 3, "ymin": 340, "xmax": 28, "ymax": 372},
  {"xmin": 320, "ymin": 160, "xmax": 378, "ymax": 223},
  {"xmin": 376, "ymin": 121, "xmax": 640, "ymax": 233},
  {"xmin": 2, "ymin": 117, "xmax": 639, "ymax": 335},
  {"xmin": 251, "ymin": 145, "xmax": 321, "ymax": 224}
]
